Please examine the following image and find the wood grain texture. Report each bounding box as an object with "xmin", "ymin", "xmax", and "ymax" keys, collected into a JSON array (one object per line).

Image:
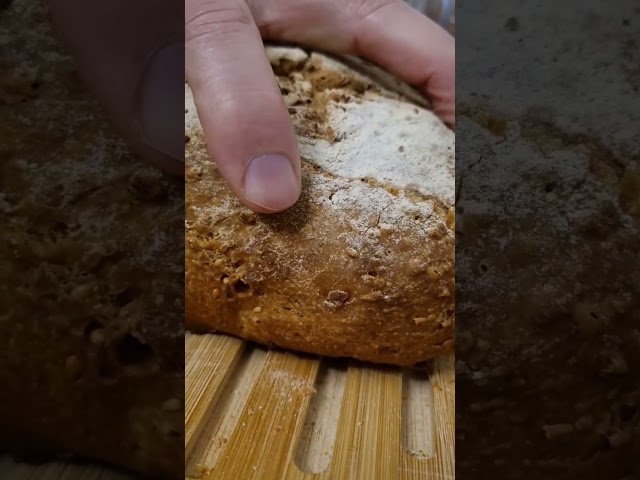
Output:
[
  {"xmin": 185, "ymin": 334, "xmax": 245, "ymax": 451},
  {"xmin": 185, "ymin": 333, "xmax": 454, "ymax": 480}
]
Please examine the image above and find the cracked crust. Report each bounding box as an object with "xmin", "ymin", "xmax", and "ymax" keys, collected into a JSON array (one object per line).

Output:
[{"xmin": 185, "ymin": 47, "xmax": 455, "ymax": 366}]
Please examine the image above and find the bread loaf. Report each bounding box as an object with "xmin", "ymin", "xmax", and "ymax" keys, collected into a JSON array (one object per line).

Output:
[
  {"xmin": 0, "ymin": 2, "xmax": 183, "ymax": 478},
  {"xmin": 185, "ymin": 47, "xmax": 455, "ymax": 366}
]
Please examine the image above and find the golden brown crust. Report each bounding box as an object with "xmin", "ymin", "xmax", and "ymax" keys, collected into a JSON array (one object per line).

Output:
[{"xmin": 185, "ymin": 47, "xmax": 455, "ymax": 366}]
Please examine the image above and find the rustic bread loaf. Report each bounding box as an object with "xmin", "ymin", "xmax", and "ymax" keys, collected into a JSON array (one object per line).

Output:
[
  {"xmin": 185, "ymin": 46, "xmax": 455, "ymax": 366},
  {"xmin": 0, "ymin": 2, "xmax": 183, "ymax": 478}
]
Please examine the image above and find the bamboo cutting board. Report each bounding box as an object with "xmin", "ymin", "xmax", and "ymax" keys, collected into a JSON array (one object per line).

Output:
[{"xmin": 185, "ymin": 332, "xmax": 454, "ymax": 480}]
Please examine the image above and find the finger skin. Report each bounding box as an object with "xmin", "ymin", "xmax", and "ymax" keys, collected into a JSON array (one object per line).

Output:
[
  {"xmin": 49, "ymin": 0, "xmax": 184, "ymax": 174},
  {"xmin": 185, "ymin": 0, "xmax": 301, "ymax": 213},
  {"xmin": 249, "ymin": 0, "xmax": 455, "ymax": 127},
  {"xmin": 354, "ymin": 1, "xmax": 455, "ymax": 127}
]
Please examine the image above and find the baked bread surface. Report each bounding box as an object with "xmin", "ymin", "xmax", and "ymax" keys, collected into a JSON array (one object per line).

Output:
[
  {"xmin": 0, "ymin": 2, "xmax": 184, "ymax": 478},
  {"xmin": 185, "ymin": 47, "xmax": 455, "ymax": 366}
]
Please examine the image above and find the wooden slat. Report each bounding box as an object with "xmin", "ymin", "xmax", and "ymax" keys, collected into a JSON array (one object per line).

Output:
[
  {"xmin": 185, "ymin": 332, "xmax": 245, "ymax": 450},
  {"xmin": 432, "ymin": 354, "xmax": 455, "ymax": 478},
  {"xmin": 402, "ymin": 368, "xmax": 435, "ymax": 459},
  {"xmin": 1, "ymin": 340, "xmax": 453, "ymax": 480},
  {"xmin": 206, "ymin": 350, "xmax": 320, "ymax": 480},
  {"xmin": 7, "ymin": 338, "xmax": 454, "ymax": 480},
  {"xmin": 186, "ymin": 345, "xmax": 268, "ymax": 475},
  {"xmin": 319, "ymin": 365, "xmax": 404, "ymax": 480},
  {"xmin": 185, "ymin": 333, "xmax": 455, "ymax": 480},
  {"xmin": 401, "ymin": 355, "xmax": 455, "ymax": 480},
  {"xmin": 293, "ymin": 361, "xmax": 347, "ymax": 475}
]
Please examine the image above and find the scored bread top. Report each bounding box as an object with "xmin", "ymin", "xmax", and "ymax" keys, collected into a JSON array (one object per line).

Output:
[{"xmin": 185, "ymin": 46, "xmax": 455, "ymax": 365}]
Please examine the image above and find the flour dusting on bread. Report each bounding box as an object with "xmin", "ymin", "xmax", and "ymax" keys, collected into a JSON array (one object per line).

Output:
[{"xmin": 185, "ymin": 46, "xmax": 455, "ymax": 366}]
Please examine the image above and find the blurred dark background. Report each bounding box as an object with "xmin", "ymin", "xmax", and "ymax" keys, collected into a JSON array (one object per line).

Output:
[{"xmin": 456, "ymin": 0, "xmax": 640, "ymax": 478}]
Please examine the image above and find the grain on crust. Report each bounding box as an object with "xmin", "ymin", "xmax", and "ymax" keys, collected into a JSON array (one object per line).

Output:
[{"xmin": 185, "ymin": 46, "xmax": 455, "ymax": 366}]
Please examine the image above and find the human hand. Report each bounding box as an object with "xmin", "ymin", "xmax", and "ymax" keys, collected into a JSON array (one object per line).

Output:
[
  {"xmin": 50, "ymin": 0, "xmax": 454, "ymax": 214},
  {"xmin": 186, "ymin": 0, "xmax": 455, "ymax": 213},
  {"xmin": 49, "ymin": 0, "xmax": 184, "ymax": 175}
]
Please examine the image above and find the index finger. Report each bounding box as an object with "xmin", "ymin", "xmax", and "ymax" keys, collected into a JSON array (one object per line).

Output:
[{"xmin": 185, "ymin": 0, "xmax": 302, "ymax": 213}]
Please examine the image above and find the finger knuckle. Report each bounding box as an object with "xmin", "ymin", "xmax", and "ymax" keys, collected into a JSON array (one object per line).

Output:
[
  {"xmin": 186, "ymin": 0, "xmax": 253, "ymax": 45},
  {"xmin": 348, "ymin": 0, "xmax": 396, "ymax": 21}
]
